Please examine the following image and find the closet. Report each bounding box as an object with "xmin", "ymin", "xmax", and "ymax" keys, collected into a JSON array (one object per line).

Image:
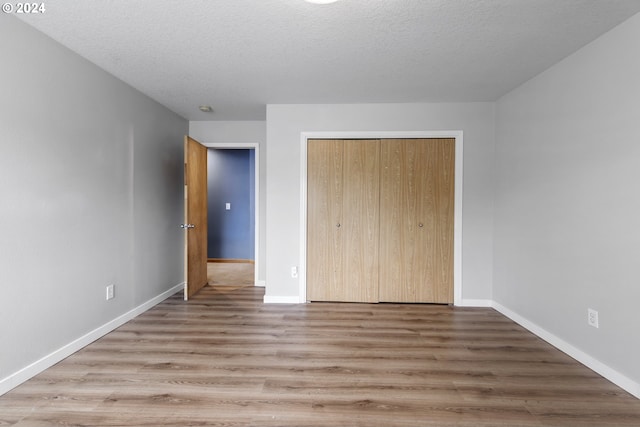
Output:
[{"xmin": 307, "ymin": 138, "xmax": 454, "ymax": 304}]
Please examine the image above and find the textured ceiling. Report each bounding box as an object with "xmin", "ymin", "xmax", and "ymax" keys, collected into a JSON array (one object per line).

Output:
[{"xmin": 16, "ymin": 0, "xmax": 640, "ymax": 120}]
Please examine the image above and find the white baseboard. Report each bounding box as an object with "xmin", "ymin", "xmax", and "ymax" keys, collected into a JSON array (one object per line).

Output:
[
  {"xmin": 255, "ymin": 280, "xmax": 266, "ymax": 288},
  {"xmin": 263, "ymin": 295, "xmax": 300, "ymax": 304},
  {"xmin": 0, "ymin": 282, "xmax": 184, "ymax": 397},
  {"xmin": 491, "ymin": 301, "xmax": 640, "ymax": 399},
  {"xmin": 458, "ymin": 298, "xmax": 492, "ymax": 307}
]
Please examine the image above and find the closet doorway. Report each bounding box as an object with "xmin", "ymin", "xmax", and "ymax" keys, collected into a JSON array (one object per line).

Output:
[{"xmin": 300, "ymin": 132, "xmax": 463, "ymax": 305}]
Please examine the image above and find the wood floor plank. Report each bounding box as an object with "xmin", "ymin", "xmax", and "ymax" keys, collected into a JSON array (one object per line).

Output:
[{"xmin": 1, "ymin": 284, "xmax": 639, "ymax": 426}]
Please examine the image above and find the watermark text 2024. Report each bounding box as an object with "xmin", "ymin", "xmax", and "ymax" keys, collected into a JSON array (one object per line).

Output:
[{"xmin": 2, "ymin": 3, "xmax": 46, "ymax": 14}]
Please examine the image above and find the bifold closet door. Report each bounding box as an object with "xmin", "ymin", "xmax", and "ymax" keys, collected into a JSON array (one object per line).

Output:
[
  {"xmin": 307, "ymin": 139, "xmax": 380, "ymax": 302},
  {"xmin": 379, "ymin": 138, "xmax": 455, "ymax": 303}
]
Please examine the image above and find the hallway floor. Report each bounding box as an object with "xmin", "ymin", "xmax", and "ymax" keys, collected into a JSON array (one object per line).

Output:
[{"xmin": 207, "ymin": 261, "xmax": 254, "ymax": 286}]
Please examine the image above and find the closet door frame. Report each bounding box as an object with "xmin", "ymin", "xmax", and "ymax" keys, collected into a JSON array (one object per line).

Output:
[{"xmin": 299, "ymin": 131, "xmax": 464, "ymax": 305}]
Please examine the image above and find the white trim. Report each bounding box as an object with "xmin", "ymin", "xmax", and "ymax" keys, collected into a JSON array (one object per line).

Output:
[
  {"xmin": 299, "ymin": 131, "xmax": 463, "ymax": 305},
  {"xmin": 255, "ymin": 280, "xmax": 266, "ymax": 287},
  {"xmin": 299, "ymin": 135, "xmax": 309, "ymax": 303},
  {"xmin": 263, "ymin": 295, "xmax": 300, "ymax": 304},
  {"xmin": 203, "ymin": 142, "xmax": 260, "ymax": 286},
  {"xmin": 492, "ymin": 301, "xmax": 640, "ymax": 400},
  {"xmin": 0, "ymin": 282, "xmax": 184, "ymax": 396},
  {"xmin": 459, "ymin": 299, "xmax": 492, "ymax": 307}
]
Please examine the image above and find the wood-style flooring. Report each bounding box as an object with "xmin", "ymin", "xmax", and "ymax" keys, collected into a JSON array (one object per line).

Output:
[
  {"xmin": 1, "ymin": 279, "xmax": 639, "ymax": 426},
  {"xmin": 207, "ymin": 261, "xmax": 255, "ymax": 286}
]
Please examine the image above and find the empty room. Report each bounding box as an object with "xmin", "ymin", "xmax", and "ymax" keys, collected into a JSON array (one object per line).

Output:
[{"xmin": 1, "ymin": 0, "xmax": 640, "ymax": 425}]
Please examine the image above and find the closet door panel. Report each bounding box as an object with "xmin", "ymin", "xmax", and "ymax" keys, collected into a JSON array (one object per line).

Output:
[
  {"xmin": 379, "ymin": 139, "xmax": 454, "ymax": 303},
  {"xmin": 307, "ymin": 139, "xmax": 344, "ymax": 301},
  {"xmin": 307, "ymin": 139, "xmax": 380, "ymax": 303},
  {"xmin": 342, "ymin": 139, "xmax": 380, "ymax": 303},
  {"xmin": 379, "ymin": 140, "xmax": 416, "ymax": 301},
  {"xmin": 424, "ymin": 138, "xmax": 455, "ymax": 303}
]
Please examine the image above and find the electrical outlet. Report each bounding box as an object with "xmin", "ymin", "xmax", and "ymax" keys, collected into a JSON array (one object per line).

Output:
[
  {"xmin": 291, "ymin": 266, "xmax": 298, "ymax": 278},
  {"xmin": 587, "ymin": 308, "xmax": 599, "ymax": 328},
  {"xmin": 106, "ymin": 284, "xmax": 115, "ymax": 301}
]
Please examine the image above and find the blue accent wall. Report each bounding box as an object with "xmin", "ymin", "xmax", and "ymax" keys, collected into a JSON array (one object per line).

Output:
[{"xmin": 207, "ymin": 149, "xmax": 255, "ymax": 259}]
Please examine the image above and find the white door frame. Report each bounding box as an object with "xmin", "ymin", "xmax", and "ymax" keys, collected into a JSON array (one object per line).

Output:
[
  {"xmin": 203, "ymin": 142, "xmax": 261, "ymax": 287},
  {"xmin": 299, "ymin": 131, "xmax": 463, "ymax": 305}
]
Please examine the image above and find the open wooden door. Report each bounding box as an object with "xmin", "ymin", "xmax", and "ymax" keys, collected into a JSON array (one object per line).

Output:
[{"xmin": 183, "ymin": 136, "xmax": 208, "ymax": 300}]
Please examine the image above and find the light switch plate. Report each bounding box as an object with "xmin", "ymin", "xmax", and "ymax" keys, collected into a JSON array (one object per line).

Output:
[{"xmin": 106, "ymin": 284, "xmax": 115, "ymax": 300}]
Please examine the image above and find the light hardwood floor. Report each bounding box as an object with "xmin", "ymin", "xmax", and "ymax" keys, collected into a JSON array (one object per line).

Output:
[
  {"xmin": 207, "ymin": 261, "xmax": 255, "ymax": 286},
  {"xmin": 1, "ymin": 284, "xmax": 639, "ymax": 426}
]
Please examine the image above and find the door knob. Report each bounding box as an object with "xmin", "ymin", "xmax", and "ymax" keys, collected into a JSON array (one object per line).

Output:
[{"xmin": 180, "ymin": 224, "xmax": 196, "ymax": 229}]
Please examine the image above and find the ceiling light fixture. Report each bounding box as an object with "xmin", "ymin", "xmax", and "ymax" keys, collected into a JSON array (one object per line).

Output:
[
  {"xmin": 199, "ymin": 105, "xmax": 213, "ymax": 113},
  {"xmin": 304, "ymin": 0, "xmax": 341, "ymax": 4}
]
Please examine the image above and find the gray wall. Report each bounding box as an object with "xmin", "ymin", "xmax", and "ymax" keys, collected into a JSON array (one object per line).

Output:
[
  {"xmin": 494, "ymin": 13, "xmax": 640, "ymax": 384},
  {"xmin": 0, "ymin": 15, "xmax": 187, "ymax": 384},
  {"xmin": 264, "ymin": 103, "xmax": 496, "ymax": 302}
]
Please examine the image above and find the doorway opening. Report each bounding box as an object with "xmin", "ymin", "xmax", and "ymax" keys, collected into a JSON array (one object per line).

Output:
[{"xmin": 204, "ymin": 143, "xmax": 260, "ymax": 287}]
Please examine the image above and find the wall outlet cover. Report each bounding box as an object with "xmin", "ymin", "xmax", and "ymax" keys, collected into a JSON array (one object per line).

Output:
[{"xmin": 587, "ymin": 308, "xmax": 599, "ymax": 328}]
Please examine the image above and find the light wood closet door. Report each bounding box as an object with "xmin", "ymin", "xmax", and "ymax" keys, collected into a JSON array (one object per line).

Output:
[
  {"xmin": 307, "ymin": 139, "xmax": 380, "ymax": 302},
  {"xmin": 379, "ymin": 139, "xmax": 455, "ymax": 303}
]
